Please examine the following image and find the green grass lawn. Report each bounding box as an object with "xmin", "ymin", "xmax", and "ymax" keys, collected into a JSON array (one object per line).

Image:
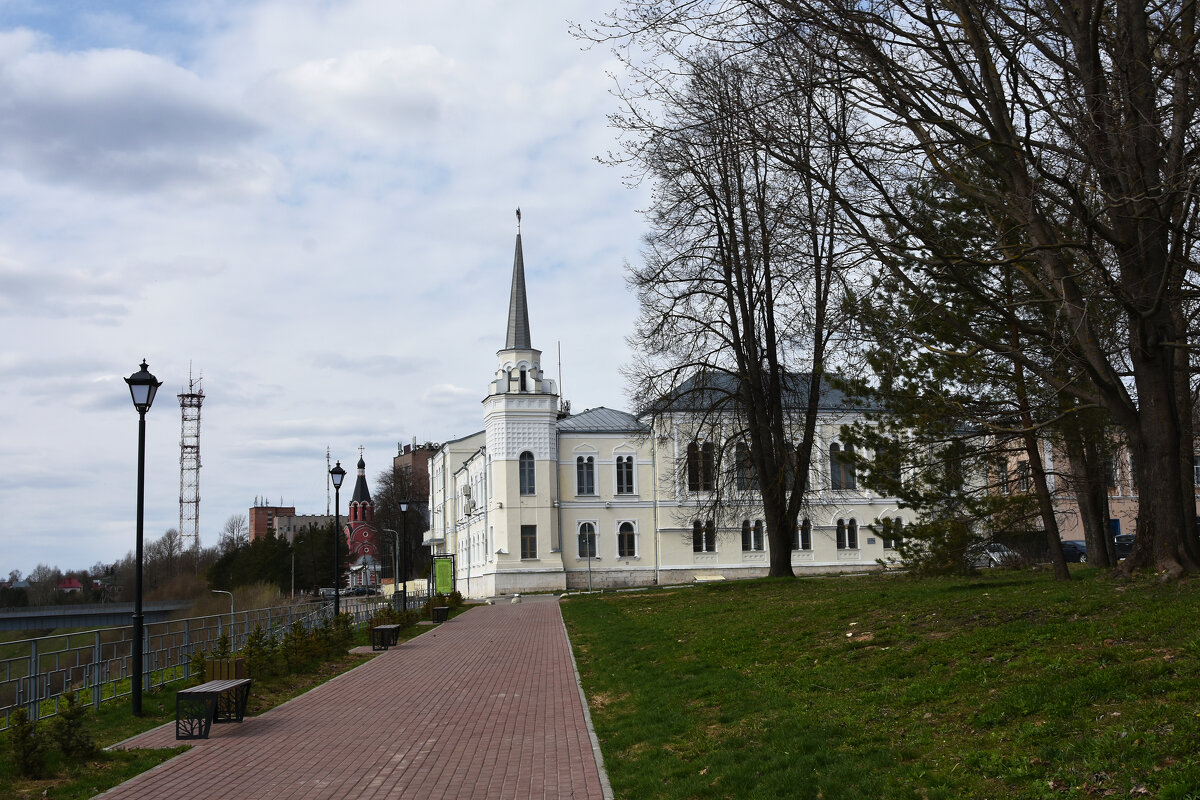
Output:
[{"xmin": 562, "ymin": 568, "xmax": 1200, "ymax": 800}]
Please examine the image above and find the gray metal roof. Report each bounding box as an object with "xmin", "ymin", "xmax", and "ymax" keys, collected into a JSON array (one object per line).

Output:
[
  {"xmin": 557, "ymin": 406, "xmax": 647, "ymax": 433},
  {"xmin": 644, "ymin": 371, "xmax": 874, "ymax": 414},
  {"xmin": 504, "ymin": 232, "xmax": 531, "ymax": 350}
]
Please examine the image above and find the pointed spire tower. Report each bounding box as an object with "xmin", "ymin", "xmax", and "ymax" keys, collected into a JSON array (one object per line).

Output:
[
  {"xmin": 487, "ymin": 209, "xmax": 557, "ymax": 399},
  {"xmin": 483, "ymin": 210, "xmax": 561, "ymax": 572}
]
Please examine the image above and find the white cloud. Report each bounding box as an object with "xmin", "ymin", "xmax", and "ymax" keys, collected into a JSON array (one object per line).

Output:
[
  {"xmin": 0, "ymin": 33, "xmax": 270, "ymax": 193},
  {"xmin": 253, "ymin": 46, "xmax": 460, "ymax": 142},
  {"xmin": 0, "ymin": 0, "xmax": 652, "ymax": 576}
]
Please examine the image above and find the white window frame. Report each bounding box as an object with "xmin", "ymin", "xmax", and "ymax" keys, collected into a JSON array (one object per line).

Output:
[
  {"xmin": 615, "ymin": 453, "xmax": 637, "ymax": 495},
  {"xmin": 617, "ymin": 520, "xmax": 639, "ymax": 558},
  {"xmin": 577, "ymin": 521, "xmax": 597, "ymax": 559},
  {"xmin": 576, "ymin": 454, "xmax": 597, "ymax": 496}
]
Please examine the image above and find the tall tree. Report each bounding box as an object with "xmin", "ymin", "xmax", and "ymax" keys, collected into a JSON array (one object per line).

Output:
[
  {"xmin": 609, "ymin": 42, "xmax": 859, "ymax": 576},
  {"xmin": 594, "ymin": 0, "xmax": 1200, "ymax": 577}
]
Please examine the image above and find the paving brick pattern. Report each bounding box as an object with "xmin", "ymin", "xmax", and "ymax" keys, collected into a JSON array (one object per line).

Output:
[{"xmin": 101, "ymin": 595, "xmax": 607, "ymax": 800}]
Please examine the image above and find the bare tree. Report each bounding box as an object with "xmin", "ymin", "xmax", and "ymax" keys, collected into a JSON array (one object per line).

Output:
[
  {"xmin": 219, "ymin": 514, "xmax": 249, "ymax": 554},
  {"xmin": 610, "ymin": 45, "xmax": 860, "ymax": 576},
  {"xmin": 27, "ymin": 563, "xmax": 61, "ymax": 605},
  {"xmin": 593, "ymin": 0, "xmax": 1200, "ymax": 577}
]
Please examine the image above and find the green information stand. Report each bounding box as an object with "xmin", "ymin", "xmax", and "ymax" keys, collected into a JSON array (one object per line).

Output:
[{"xmin": 434, "ymin": 556, "xmax": 454, "ymax": 594}]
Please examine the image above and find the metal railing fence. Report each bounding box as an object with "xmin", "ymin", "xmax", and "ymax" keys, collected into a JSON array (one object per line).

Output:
[{"xmin": 0, "ymin": 591, "xmax": 428, "ymax": 730}]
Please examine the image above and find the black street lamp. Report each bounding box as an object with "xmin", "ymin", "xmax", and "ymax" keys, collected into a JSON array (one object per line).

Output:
[
  {"xmin": 125, "ymin": 360, "xmax": 161, "ymax": 717},
  {"xmin": 329, "ymin": 460, "xmax": 346, "ymax": 618}
]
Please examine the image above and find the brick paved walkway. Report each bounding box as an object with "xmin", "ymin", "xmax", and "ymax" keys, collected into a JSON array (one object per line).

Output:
[{"xmin": 101, "ymin": 595, "xmax": 609, "ymax": 800}]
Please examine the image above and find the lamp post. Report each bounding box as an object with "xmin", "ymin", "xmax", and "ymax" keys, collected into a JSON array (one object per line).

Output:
[
  {"xmin": 383, "ymin": 528, "xmax": 399, "ymax": 611},
  {"xmin": 398, "ymin": 501, "xmax": 408, "ymax": 612},
  {"xmin": 330, "ymin": 460, "xmax": 346, "ymax": 618},
  {"xmin": 125, "ymin": 359, "xmax": 161, "ymax": 717},
  {"xmin": 382, "ymin": 503, "xmax": 410, "ymax": 613}
]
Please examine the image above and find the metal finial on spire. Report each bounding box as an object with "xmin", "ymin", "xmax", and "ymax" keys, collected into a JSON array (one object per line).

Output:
[{"xmin": 516, "ymin": 207, "xmax": 521, "ymax": 232}]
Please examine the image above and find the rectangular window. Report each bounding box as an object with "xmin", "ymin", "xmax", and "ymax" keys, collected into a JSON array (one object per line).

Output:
[
  {"xmin": 616, "ymin": 456, "xmax": 635, "ymax": 494},
  {"xmin": 1016, "ymin": 461, "xmax": 1031, "ymax": 493},
  {"xmin": 576, "ymin": 456, "xmax": 596, "ymax": 495},
  {"xmin": 521, "ymin": 525, "xmax": 537, "ymax": 559}
]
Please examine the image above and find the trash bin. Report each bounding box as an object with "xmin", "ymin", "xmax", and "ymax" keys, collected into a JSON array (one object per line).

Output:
[{"xmin": 432, "ymin": 606, "xmax": 450, "ymax": 623}]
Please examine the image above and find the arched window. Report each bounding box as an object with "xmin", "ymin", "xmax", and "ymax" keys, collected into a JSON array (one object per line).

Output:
[
  {"xmin": 753, "ymin": 519, "xmax": 764, "ymax": 551},
  {"xmin": 618, "ymin": 521, "xmax": 637, "ymax": 557},
  {"xmin": 576, "ymin": 455, "xmax": 596, "ymax": 495},
  {"xmin": 831, "ymin": 443, "xmax": 857, "ymax": 490},
  {"xmin": 800, "ymin": 518, "xmax": 812, "ymax": 550},
  {"xmin": 693, "ymin": 519, "xmax": 716, "ymax": 553},
  {"xmin": 741, "ymin": 519, "xmax": 752, "ymax": 551},
  {"xmin": 836, "ymin": 518, "xmax": 847, "ymax": 549},
  {"xmin": 687, "ymin": 441, "xmax": 715, "ymax": 491},
  {"xmin": 519, "ymin": 452, "xmax": 535, "ymax": 495},
  {"xmin": 578, "ymin": 522, "xmax": 596, "ymax": 559},
  {"xmin": 735, "ymin": 442, "xmax": 756, "ymax": 491},
  {"xmin": 882, "ymin": 518, "xmax": 903, "ymax": 550},
  {"xmin": 847, "ymin": 518, "xmax": 859, "ymax": 549},
  {"xmin": 616, "ymin": 455, "xmax": 635, "ymax": 494}
]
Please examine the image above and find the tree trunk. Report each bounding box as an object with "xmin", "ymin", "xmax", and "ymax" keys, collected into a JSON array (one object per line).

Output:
[{"xmin": 1122, "ymin": 348, "xmax": 1198, "ymax": 578}]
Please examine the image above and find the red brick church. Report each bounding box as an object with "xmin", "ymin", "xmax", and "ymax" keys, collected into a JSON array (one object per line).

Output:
[{"xmin": 344, "ymin": 453, "xmax": 382, "ymax": 589}]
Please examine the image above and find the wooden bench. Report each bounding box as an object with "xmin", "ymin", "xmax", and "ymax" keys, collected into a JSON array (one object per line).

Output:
[
  {"xmin": 370, "ymin": 624, "xmax": 402, "ymax": 651},
  {"xmin": 175, "ymin": 678, "xmax": 252, "ymax": 740}
]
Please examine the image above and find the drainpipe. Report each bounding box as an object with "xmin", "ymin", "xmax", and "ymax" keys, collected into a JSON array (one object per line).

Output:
[{"xmin": 652, "ymin": 428, "xmax": 661, "ymax": 585}]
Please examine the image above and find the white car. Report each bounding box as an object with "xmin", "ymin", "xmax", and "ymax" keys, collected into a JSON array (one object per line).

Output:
[{"xmin": 971, "ymin": 542, "xmax": 1019, "ymax": 569}]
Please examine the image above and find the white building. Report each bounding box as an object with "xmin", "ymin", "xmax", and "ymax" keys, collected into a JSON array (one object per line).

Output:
[{"xmin": 424, "ymin": 227, "xmax": 914, "ymax": 597}]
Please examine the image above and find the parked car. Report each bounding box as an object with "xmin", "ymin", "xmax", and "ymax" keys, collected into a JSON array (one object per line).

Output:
[
  {"xmin": 970, "ymin": 542, "xmax": 1019, "ymax": 569},
  {"xmin": 1059, "ymin": 540, "xmax": 1088, "ymax": 563},
  {"xmin": 1114, "ymin": 534, "xmax": 1135, "ymax": 559}
]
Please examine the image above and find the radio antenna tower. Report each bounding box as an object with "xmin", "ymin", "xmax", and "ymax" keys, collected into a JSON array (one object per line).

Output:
[{"xmin": 178, "ymin": 366, "xmax": 205, "ymax": 554}]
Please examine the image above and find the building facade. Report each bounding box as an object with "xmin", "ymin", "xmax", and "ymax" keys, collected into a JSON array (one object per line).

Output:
[
  {"xmin": 424, "ymin": 227, "xmax": 915, "ymax": 598},
  {"xmin": 249, "ymin": 503, "xmax": 295, "ymax": 541}
]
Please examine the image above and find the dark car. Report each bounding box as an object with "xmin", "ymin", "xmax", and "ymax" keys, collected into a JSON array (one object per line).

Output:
[
  {"xmin": 1060, "ymin": 540, "xmax": 1088, "ymax": 563},
  {"xmin": 1114, "ymin": 534, "xmax": 1135, "ymax": 559}
]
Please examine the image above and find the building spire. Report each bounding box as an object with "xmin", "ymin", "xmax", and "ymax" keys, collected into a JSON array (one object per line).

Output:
[{"xmin": 505, "ymin": 211, "xmax": 532, "ymax": 350}]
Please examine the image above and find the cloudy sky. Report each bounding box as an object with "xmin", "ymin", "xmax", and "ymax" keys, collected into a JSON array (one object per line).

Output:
[{"xmin": 0, "ymin": 0, "xmax": 651, "ymax": 577}]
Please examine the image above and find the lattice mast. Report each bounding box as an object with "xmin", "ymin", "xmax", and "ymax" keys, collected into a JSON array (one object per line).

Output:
[{"xmin": 178, "ymin": 368, "xmax": 204, "ymax": 553}]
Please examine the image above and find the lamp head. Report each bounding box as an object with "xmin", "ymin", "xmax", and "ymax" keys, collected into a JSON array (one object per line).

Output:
[
  {"xmin": 125, "ymin": 360, "xmax": 162, "ymax": 414},
  {"xmin": 330, "ymin": 460, "xmax": 346, "ymax": 489}
]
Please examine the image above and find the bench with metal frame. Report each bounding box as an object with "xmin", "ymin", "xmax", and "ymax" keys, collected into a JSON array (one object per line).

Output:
[
  {"xmin": 370, "ymin": 624, "xmax": 402, "ymax": 651},
  {"xmin": 175, "ymin": 678, "xmax": 252, "ymax": 740}
]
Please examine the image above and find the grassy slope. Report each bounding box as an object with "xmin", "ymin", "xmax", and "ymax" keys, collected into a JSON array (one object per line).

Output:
[{"xmin": 562, "ymin": 569, "xmax": 1200, "ymax": 800}]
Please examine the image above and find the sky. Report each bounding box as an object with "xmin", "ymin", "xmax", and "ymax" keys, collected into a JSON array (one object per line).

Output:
[{"xmin": 0, "ymin": 0, "xmax": 652, "ymax": 577}]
